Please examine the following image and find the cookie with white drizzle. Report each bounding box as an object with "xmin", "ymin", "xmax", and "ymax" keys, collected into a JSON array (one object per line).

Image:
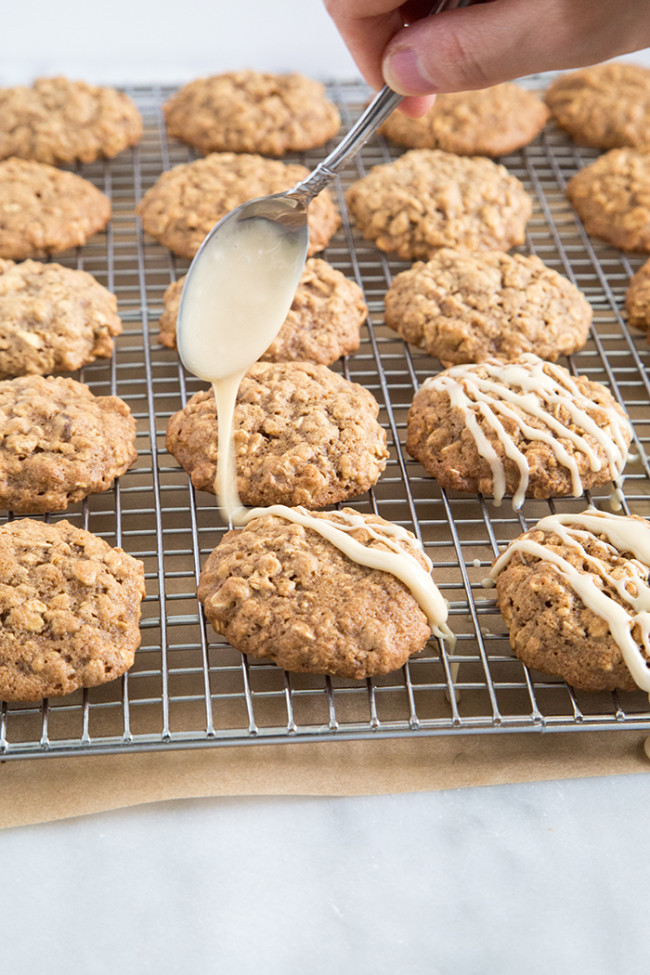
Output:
[
  {"xmin": 406, "ymin": 355, "xmax": 632, "ymax": 509},
  {"xmin": 491, "ymin": 509, "xmax": 650, "ymax": 693},
  {"xmin": 198, "ymin": 506, "xmax": 452, "ymax": 679}
]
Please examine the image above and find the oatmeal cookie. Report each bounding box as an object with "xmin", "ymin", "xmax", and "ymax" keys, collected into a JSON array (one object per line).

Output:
[
  {"xmin": 0, "ymin": 517, "xmax": 145, "ymax": 701},
  {"xmin": 0, "ymin": 375, "xmax": 137, "ymax": 513},
  {"xmin": 546, "ymin": 62, "xmax": 650, "ymax": 149},
  {"xmin": 385, "ymin": 249, "xmax": 591, "ymax": 366},
  {"xmin": 166, "ymin": 361, "xmax": 388, "ymax": 507},
  {"xmin": 0, "ymin": 158, "xmax": 111, "ymax": 260},
  {"xmin": 159, "ymin": 258, "xmax": 366, "ymax": 364},
  {"xmin": 0, "ymin": 259, "xmax": 122, "ymax": 377},
  {"xmin": 624, "ymin": 257, "xmax": 650, "ymax": 333},
  {"xmin": 0, "ymin": 76, "xmax": 142, "ymax": 165},
  {"xmin": 136, "ymin": 152, "xmax": 339, "ymax": 259},
  {"xmin": 345, "ymin": 149, "xmax": 532, "ymax": 260},
  {"xmin": 381, "ymin": 83, "xmax": 548, "ymax": 155},
  {"xmin": 197, "ymin": 508, "xmax": 433, "ymax": 678},
  {"xmin": 492, "ymin": 510, "xmax": 650, "ymax": 692},
  {"xmin": 406, "ymin": 355, "xmax": 631, "ymax": 508},
  {"xmin": 164, "ymin": 70, "xmax": 340, "ymax": 156},
  {"xmin": 566, "ymin": 147, "xmax": 650, "ymax": 252}
]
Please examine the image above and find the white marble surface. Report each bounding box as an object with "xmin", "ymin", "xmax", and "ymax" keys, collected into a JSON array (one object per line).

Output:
[{"xmin": 2, "ymin": 776, "xmax": 649, "ymax": 974}]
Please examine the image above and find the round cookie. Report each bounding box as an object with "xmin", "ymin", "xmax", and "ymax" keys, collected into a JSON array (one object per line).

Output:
[
  {"xmin": 491, "ymin": 510, "xmax": 650, "ymax": 692},
  {"xmin": 546, "ymin": 62, "xmax": 650, "ymax": 149},
  {"xmin": 136, "ymin": 152, "xmax": 339, "ymax": 259},
  {"xmin": 0, "ymin": 259, "xmax": 122, "ymax": 378},
  {"xmin": 624, "ymin": 258, "xmax": 650, "ymax": 333},
  {"xmin": 566, "ymin": 147, "xmax": 650, "ymax": 252},
  {"xmin": 197, "ymin": 508, "xmax": 433, "ymax": 679},
  {"xmin": 384, "ymin": 248, "xmax": 591, "ymax": 366},
  {"xmin": 0, "ymin": 76, "xmax": 142, "ymax": 165},
  {"xmin": 406, "ymin": 355, "xmax": 631, "ymax": 509},
  {"xmin": 0, "ymin": 517, "xmax": 145, "ymax": 701},
  {"xmin": 345, "ymin": 149, "xmax": 532, "ymax": 260},
  {"xmin": 166, "ymin": 361, "xmax": 389, "ymax": 508},
  {"xmin": 163, "ymin": 70, "xmax": 340, "ymax": 157},
  {"xmin": 381, "ymin": 83, "xmax": 549, "ymax": 156},
  {"xmin": 0, "ymin": 158, "xmax": 111, "ymax": 260},
  {"xmin": 159, "ymin": 258, "xmax": 367, "ymax": 364},
  {"xmin": 0, "ymin": 375, "xmax": 137, "ymax": 513}
]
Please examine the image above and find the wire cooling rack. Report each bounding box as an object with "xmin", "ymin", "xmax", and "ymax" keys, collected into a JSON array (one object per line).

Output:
[{"xmin": 2, "ymin": 77, "xmax": 650, "ymax": 760}]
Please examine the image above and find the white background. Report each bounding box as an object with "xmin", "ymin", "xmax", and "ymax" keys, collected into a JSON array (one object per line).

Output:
[{"xmin": 2, "ymin": 3, "xmax": 650, "ymax": 972}]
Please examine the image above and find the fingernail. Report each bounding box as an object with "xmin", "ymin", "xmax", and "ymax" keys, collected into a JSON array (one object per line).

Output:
[{"xmin": 383, "ymin": 47, "xmax": 436, "ymax": 96}]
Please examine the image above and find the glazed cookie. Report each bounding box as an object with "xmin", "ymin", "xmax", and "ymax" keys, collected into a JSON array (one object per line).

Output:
[
  {"xmin": 624, "ymin": 258, "xmax": 650, "ymax": 332},
  {"xmin": 345, "ymin": 149, "xmax": 532, "ymax": 260},
  {"xmin": 197, "ymin": 507, "xmax": 445, "ymax": 679},
  {"xmin": 136, "ymin": 152, "xmax": 339, "ymax": 259},
  {"xmin": 0, "ymin": 76, "xmax": 142, "ymax": 165},
  {"xmin": 566, "ymin": 147, "xmax": 650, "ymax": 252},
  {"xmin": 0, "ymin": 158, "xmax": 111, "ymax": 260},
  {"xmin": 0, "ymin": 517, "xmax": 145, "ymax": 701},
  {"xmin": 491, "ymin": 509, "xmax": 650, "ymax": 693},
  {"xmin": 0, "ymin": 375, "xmax": 137, "ymax": 513},
  {"xmin": 384, "ymin": 249, "xmax": 591, "ymax": 366},
  {"xmin": 0, "ymin": 259, "xmax": 122, "ymax": 378},
  {"xmin": 406, "ymin": 355, "xmax": 631, "ymax": 508},
  {"xmin": 159, "ymin": 258, "xmax": 367, "ymax": 364},
  {"xmin": 166, "ymin": 361, "xmax": 389, "ymax": 507},
  {"xmin": 381, "ymin": 83, "xmax": 549, "ymax": 156},
  {"xmin": 164, "ymin": 70, "xmax": 340, "ymax": 156},
  {"xmin": 546, "ymin": 62, "xmax": 650, "ymax": 149}
]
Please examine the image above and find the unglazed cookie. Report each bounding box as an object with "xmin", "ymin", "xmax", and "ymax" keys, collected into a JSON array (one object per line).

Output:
[
  {"xmin": 197, "ymin": 508, "xmax": 435, "ymax": 678},
  {"xmin": 0, "ymin": 158, "xmax": 111, "ymax": 260},
  {"xmin": 345, "ymin": 149, "xmax": 532, "ymax": 260},
  {"xmin": 0, "ymin": 259, "xmax": 122, "ymax": 377},
  {"xmin": 0, "ymin": 76, "xmax": 142, "ymax": 165},
  {"xmin": 166, "ymin": 361, "xmax": 389, "ymax": 507},
  {"xmin": 384, "ymin": 249, "xmax": 591, "ymax": 366},
  {"xmin": 381, "ymin": 83, "xmax": 549, "ymax": 155},
  {"xmin": 625, "ymin": 258, "xmax": 650, "ymax": 333},
  {"xmin": 164, "ymin": 70, "xmax": 340, "ymax": 156},
  {"xmin": 159, "ymin": 258, "xmax": 367, "ymax": 364},
  {"xmin": 406, "ymin": 355, "xmax": 631, "ymax": 508},
  {"xmin": 136, "ymin": 153, "xmax": 339, "ymax": 259},
  {"xmin": 0, "ymin": 375, "xmax": 137, "ymax": 513},
  {"xmin": 546, "ymin": 62, "xmax": 650, "ymax": 149},
  {"xmin": 491, "ymin": 510, "xmax": 650, "ymax": 692},
  {"xmin": 0, "ymin": 518, "xmax": 145, "ymax": 701},
  {"xmin": 566, "ymin": 147, "xmax": 650, "ymax": 252}
]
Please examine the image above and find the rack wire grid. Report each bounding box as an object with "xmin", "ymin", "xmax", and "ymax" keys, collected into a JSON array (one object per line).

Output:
[{"xmin": 2, "ymin": 76, "xmax": 650, "ymax": 761}]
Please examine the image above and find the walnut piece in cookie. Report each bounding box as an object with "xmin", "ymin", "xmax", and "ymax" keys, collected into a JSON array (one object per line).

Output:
[
  {"xmin": 166, "ymin": 361, "xmax": 388, "ymax": 508},
  {"xmin": 164, "ymin": 71, "xmax": 340, "ymax": 157},
  {"xmin": 491, "ymin": 510, "xmax": 650, "ymax": 692},
  {"xmin": 0, "ymin": 76, "xmax": 142, "ymax": 165},
  {"xmin": 197, "ymin": 508, "xmax": 433, "ymax": 679},
  {"xmin": 0, "ymin": 158, "xmax": 111, "ymax": 260},
  {"xmin": 345, "ymin": 149, "xmax": 532, "ymax": 260},
  {"xmin": 546, "ymin": 62, "xmax": 650, "ymax": 149},
  {"xmin": 384, "ymin": 249, "xmax": 591, "ymax": 367},
  {"xmin": 566, "ymin": 147, "xmax": 650, "ymax": 252},
  {"xmin": 159, "ymin": 258, "xmax": 367, "ymax": 365},
  {"xmin": 0, "ymin": 375, "xmax": 137, "ymax": 513},
  {"xmin": 406, "ymin": 355, "xmax": 631, "ymax": 509},
  {"xmin": 136, "ymin": 152, "xmax": 339, "ymax": 259},
  {"xmin": 0, "ymin": 259, "xmax": 122, "ymax": 378},
  {"xmin": 0, "ymin": 518, "xmax": 145, "ymax": 701},
  {"xmin": 381, "ymin": 83, "xmax": 548, "ymax": 156}
]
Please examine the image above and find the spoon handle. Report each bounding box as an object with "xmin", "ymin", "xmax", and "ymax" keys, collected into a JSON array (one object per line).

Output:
[{"xmin": 290, "ymin": 0, "xmax": 472, "ymax": 203}]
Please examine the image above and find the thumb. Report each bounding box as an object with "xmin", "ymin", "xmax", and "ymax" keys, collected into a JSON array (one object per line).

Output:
[{"xmin": 382, "ymin": 0, "xmax": 566, "ymax": 94}]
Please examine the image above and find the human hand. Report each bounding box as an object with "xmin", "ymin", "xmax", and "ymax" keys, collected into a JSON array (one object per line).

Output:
[{"xmin": 325, "ymin": 0, "xmax": 650, "ymax": 116}]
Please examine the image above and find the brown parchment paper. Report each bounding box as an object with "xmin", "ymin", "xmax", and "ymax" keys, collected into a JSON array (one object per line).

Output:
[{"xmin": 1, "ymin": 730, "xmax": 648, "ymax": 830}]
